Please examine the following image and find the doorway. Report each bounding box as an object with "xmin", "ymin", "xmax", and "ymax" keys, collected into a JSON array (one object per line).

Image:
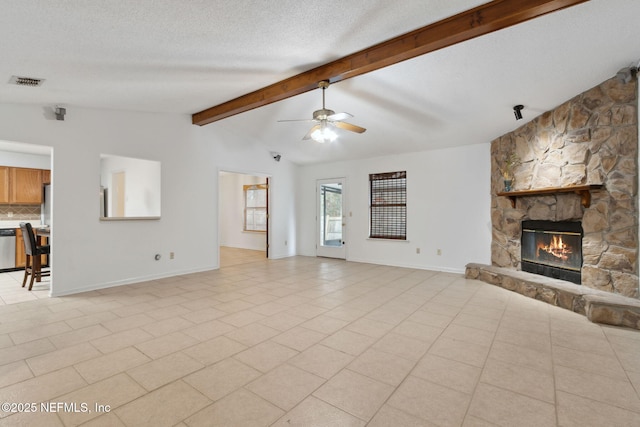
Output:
[
  {"xmin": 218, "ymin": 171, "xmax": 270, "ymax": 266},
  {"xmin": 0, "ymin": 140, "xmax": 53, "ymax": 302},
  {"xmin": 111, "ymin": 171, "xmax": 125, "ymax": 217},
  {"xmin": 316, "ymin": 178, "xmax": 345, "ymax": 259}
]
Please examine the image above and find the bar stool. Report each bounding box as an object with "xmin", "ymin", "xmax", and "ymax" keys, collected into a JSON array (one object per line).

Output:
[{"xmin": 19, "ymin": 222, "xmax": 50, "ymax": 291}]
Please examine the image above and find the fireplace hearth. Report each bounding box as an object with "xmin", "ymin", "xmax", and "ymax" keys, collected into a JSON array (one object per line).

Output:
[{"xmin": 521, "ymin": 220, "xmax": 583, "ymax": 284}]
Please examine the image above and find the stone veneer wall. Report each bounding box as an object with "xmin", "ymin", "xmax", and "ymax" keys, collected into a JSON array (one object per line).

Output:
[{"xmin": 491, "ymin": 76, "xmax": 638, "ymax": 298}]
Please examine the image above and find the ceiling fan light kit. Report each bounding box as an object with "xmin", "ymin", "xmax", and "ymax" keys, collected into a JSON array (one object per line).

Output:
[
  {"xmin": 310, "ymin": 123, "xmax": 338, "ymax": 143},
  {"xmin": 278, "ymin": 80, "xmax": 366, "ymax": 143}
]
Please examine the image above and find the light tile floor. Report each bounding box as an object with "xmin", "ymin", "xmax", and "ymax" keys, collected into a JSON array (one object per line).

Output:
[
  {"xmin": 0, "ymin": 270, "xmax": 50, "ymax": 305},
  {"xmin": 0, "ymin": 252, "xmax": 639, "ymax": 426},
  {"xmin": 220, "ymin": 246, "xmax": 267, "ymax": 268}
]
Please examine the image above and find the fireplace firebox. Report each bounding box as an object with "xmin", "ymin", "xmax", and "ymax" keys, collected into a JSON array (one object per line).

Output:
[{"xmin": 521, "ymin": 220, "xmax": 583, "ymax": 284}]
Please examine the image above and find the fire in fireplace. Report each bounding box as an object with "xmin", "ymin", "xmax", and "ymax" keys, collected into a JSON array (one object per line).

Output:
[{"xmin": 521, "ymin": 220, "xmax": 583, "ymax": 284}]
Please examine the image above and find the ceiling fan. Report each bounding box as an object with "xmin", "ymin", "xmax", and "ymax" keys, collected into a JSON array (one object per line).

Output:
[{"xmin": 278, "ymin": 80, "xmax": 366, "ymax": 143}]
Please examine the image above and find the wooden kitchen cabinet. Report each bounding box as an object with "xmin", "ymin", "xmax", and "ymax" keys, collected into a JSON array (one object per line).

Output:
[
  {"xmin": 0, "ymin": 167, "xmax": 9, "ymax": 203},
  {"xmin": 10, "ymin": 168, "xmax": 43, "ymax": 204},
  {"xmin": 0, "ymin": 166, "xmax": 49, "ymax": 205},
  {"xmin": 15, "ymin": 228, "xmax": 26, "ymax": 268}
]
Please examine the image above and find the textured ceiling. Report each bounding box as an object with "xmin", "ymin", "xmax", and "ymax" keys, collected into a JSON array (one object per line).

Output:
[{"xmin": 1, "ymin": 0, "xmax": 639, "ymax": 164}]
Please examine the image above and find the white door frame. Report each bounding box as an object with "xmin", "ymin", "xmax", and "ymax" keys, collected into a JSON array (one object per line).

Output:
[{"xmin": 316, "ymin": 178, "xmax": 346, "ymax": 259}]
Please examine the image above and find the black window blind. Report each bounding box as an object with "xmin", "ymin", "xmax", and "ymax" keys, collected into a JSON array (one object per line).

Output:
[{"xmin": 369, "ymin": 171, "xmax": 407, "ymax": 240}]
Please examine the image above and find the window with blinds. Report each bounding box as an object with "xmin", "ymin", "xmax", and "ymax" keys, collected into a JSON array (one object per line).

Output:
[
  {"xmin": 369, "ymin": 171, "xmax": 407, "ymax": 240},
  {"xmin": 244, "ymin": 183, "xmax": 268, "ymax": 232}
]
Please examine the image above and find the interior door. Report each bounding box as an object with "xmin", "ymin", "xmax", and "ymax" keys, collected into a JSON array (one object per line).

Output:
[
  {"xmin": 111, "ymin": 171, "xmax": 125, "ymax": 217},
  {"xmin": 265, "ymin": 177, "xmax": 269, "ymax": 258},
  {"xmin": 316, "ymin": 178, "xmax": 345, "ymax": 259}
]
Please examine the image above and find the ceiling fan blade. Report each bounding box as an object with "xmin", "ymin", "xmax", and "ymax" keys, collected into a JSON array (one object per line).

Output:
[
  {"xmin": 277, "ymin": 119, "xmax": 316, "ymax": 123},
  {"xmin": 327, "ymin": 112, "xmax": 352, "ymax": 121},
  {"xmin": 334, "ymin": 121, "xmax": 366, "ymax": 134},
  {"xmin": 303, "ymin": 124, "xmax": 321, "ymax": 140}
]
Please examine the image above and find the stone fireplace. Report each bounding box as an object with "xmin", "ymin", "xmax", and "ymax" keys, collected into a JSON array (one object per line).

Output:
[{"xmin": 490, "ymin": 76, "xmax": 638, "ymax": 299}]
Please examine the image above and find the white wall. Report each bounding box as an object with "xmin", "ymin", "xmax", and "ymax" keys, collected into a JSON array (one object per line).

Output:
[
  {"xmin": 0, "ymin": 101, "xmax": 486, "ymax": 294},
  {"xmin": 0, "ymin": 103, "xmax": 297, "ymax": 296},
  {"xmin": 219, "ymin": 172, "xmax": 267, "ymax": 251},
  {"xmin": 0, "ymin": 150, "xmax": 51, "ymax": 169},
  {"xmin": 296, "ymin": 143, "xmax": 492, "ymax": 273}
]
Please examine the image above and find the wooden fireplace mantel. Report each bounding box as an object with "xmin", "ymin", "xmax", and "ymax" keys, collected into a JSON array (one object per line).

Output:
[{"xmin": 497, "ymin": 184, "xmax": 604, "ymax": 208}]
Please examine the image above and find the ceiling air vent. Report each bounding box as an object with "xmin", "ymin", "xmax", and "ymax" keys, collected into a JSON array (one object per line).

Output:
[{"xmin": 9, "ymin": 75, "xmax": 45, "ymax": 87}]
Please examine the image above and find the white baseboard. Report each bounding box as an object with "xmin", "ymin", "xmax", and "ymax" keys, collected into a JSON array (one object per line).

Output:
[
  {"xmin": 50, "ymin": 266, "xmax": 219, "ymax": 297},
  {"xmin": 345, "ymin": 257, "xmax": 465, "ymax": 275}
]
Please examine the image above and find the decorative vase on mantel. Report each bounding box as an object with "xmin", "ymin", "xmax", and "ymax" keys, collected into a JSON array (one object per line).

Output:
[{"xmin": 500, "ymin": 152, "xmax": 520, "ymax": 193}]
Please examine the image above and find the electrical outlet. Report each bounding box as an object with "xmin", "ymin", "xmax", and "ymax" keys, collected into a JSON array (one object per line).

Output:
[
  {"xmin": 170, "ymin": 252, "xmax": 175, "ymax": 260},
  {"xmin": 7, "ymin": 212, "xmax": 13, "ymax": 218},
  {"xmin": 437, "ymin": 249, "xmax": 442, "ymax": 256},
  {"xmin": 416, "ymin": 248, "xmax": 420, "ymax": 254}
]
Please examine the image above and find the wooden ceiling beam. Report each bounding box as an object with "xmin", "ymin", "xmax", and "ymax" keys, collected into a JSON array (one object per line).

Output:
[{"xmin": 192, "ymin": 0, "xmax": 588, "ymax": 126}]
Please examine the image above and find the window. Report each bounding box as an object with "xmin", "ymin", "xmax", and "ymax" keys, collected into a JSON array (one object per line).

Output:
[
  {"xmin": 244, "ymin": 183, "xmax": 267, "ymax": 232},
  {"xmin": 369, "ymin": 171, "xmax": 407, "ymax": 240},
  {"xmin": 319, "ymin": 182, "xmax": 343, "ymax": 247}
]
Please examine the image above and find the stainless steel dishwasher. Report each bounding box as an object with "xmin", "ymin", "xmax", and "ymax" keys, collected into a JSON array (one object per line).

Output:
[{"xmin": 0, "ymin": 229, "xmax": 16, "ymax": 270}]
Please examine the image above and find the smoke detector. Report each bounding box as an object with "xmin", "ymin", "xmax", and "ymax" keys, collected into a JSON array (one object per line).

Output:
[{"xmin": 9, "ymin": 75, "xmax": 45, "ymax": 87}]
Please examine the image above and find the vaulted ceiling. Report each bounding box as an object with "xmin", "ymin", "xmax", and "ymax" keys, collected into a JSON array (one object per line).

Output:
[{"xmin": 1, "ymin": 0, "xmax": 638, "ymax": 164}]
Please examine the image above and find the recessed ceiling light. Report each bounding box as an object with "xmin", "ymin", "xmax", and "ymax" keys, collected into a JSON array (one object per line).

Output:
[{"xmin": 9, "ymin": 75, "xmax": 45, "ymax": 87}]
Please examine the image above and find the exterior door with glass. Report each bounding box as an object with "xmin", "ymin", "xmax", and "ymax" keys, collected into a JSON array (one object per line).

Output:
[{"xmin": 316, "ymin": 178, "xmax": 345, "ymax": 259}]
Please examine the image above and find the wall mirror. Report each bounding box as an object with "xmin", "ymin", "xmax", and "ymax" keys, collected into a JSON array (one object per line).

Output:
[{"xmin": 100, "ymin": 154, "xmax": 161, "ymax": 220}]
